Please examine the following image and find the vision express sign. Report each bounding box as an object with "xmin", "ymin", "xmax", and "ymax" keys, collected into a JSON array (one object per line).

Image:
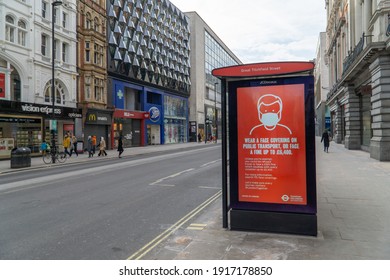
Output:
[{"xmin": 0, "ymin": 100, "xmax": 82, "ymax": 119}]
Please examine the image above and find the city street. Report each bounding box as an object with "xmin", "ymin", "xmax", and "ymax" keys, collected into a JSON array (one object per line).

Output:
[{"xmin": 0, "ymin": 144, "xmax": 221, "ymax": 259}]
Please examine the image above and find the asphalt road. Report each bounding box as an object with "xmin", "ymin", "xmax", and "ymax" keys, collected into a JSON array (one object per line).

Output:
[{"xmin": 0, "ymin": 145, "xmax": 222, "ymax": 259}]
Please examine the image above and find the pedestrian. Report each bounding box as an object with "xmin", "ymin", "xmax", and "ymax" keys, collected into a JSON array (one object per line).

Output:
[
  {"xmin": 87, "ymin": 135, "xmax": 93, "ymax": 157},
  {"xmin": 63, "ymin": 133, "xmax": 72, "ymax": 157},
  {"xmin": 71, "ymin": 134, "xmax": 78, "ymax": 157},
  {"xmin": 92, "ymin": 135, "xmax": 97, "ymax": 155},
  {"xmin": 40, "ymin": 140, "xmax": 49, "ymax": 155},
  {"xmin": 198, "ymin": 132, "xmax": 202, "ymax": 143},
  {"xmin": 117, "ymin": 135, "xmax": 124, "ymax": 158},
  {"xmin": 98, "ymin": 136, "xmax": 107, "ymax": 156},
  {"xmin": 321, "ymin": 129, "xmax": 331, "ymax": 153}
]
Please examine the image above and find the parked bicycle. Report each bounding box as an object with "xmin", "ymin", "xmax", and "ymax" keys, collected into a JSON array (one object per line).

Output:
[{"xmin": 42, "ymin": 147, "xmax": 68, "ymax": 164}]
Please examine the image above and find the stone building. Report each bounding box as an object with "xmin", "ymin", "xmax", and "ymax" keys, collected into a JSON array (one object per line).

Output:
[{"xmin": 325, "ymin": 0, "xmax": 390, "ymax": 161}]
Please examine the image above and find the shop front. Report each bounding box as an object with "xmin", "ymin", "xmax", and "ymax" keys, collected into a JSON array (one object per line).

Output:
[
  {"xmin": 0, "ymin": 100, "xmax": 82, "ymax": 159},
  {"xmin": 84, "ymin": 109, "xmax": 113, "ymax": 149},
  {"xmin": 112, "ymin": 110, "xmax": 149, "ymax": 149},
  {"xmin": 163, "ymin": 95, "xmax": 188, "ymax": 144}
]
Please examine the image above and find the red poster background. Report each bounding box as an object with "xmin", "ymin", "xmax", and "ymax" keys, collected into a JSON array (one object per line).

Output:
[
  {"xmin": 0, "ymin": 73, "xmax": 5, "ymax": 98},
  {"xmin": 237, "ymin": 84, "xmax": 307, "ymax": 205}
]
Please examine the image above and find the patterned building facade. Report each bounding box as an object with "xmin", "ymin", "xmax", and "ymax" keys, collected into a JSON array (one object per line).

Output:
[{"xmin": 106, "ymin": 0, "xmax": 191, "ymax": 148}]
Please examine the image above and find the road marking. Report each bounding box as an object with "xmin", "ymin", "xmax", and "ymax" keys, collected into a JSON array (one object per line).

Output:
[
  {"xmin": 187, "ymin": 223, "xmax": 207, "ymax": 230},
  {"xmin": 127, "ymin": 190, "xmax": 221, "ymax": 260},
  {"xmin": 200, "ymin": 159, "xmax": 221, "ymax": 167},
  {"xmin": 198, "ymin": 186, "xmax": 220, "ymax": 190},
  {"xmin": 149, "ymin": 168, "xmax": 194, "ymax": 186}
]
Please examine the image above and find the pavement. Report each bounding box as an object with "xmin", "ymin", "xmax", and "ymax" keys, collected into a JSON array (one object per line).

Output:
[{"xmin": 1, "ymin": 138, "xmax": 390, "ymax": 260}]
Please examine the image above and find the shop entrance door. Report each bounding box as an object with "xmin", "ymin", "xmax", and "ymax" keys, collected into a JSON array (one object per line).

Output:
[{"xmin": 147, "ymin": 124, "xmax": 160, "ymax": 145}]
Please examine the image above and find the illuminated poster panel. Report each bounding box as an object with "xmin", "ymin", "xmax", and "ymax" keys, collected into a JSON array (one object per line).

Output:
[
  {"xmin": 237, "ymin": 84, "xmax": 307, "ymax": 205},
  {"xmin": 229, "ymin": 76, "xmax": 316, "ymax": 214}
]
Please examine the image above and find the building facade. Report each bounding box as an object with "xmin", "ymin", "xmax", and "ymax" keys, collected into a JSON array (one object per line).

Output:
[
  {"xmin": 325, "ymin": 0, "xmax": 390, "ymax": 161},
  {"xmin": 77, "ymin": 0, "xmax": 111, "ymax": 148},
  {"xmin": 0, "ymin": 0, "xmax": 80, "ymax": 159},
  {"xmin": 185, "ymin": 12, "xmax": 242, "ymax": 142},
  {"xmin": 106, "ymin": 0, "xmax": 191, "ymax": 148},
  {"xmin": 314, "ymin": 32, "xmax": 330, "ymax": 137}
]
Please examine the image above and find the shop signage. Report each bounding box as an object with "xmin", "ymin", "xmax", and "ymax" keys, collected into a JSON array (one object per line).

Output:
[
  {"xmin": 149, "ymin": 106, "xmax": 161, "ymax": 122},
  {"xmin": 86, "ymin": 111, "xmax": 112, "ymax": 125},
  {"xmin": 0, "ymin": 100, "xmax": 82, "ymax": 119},
  {"xmin": 114, "ymin": 110, "xmax": 149, "ymax": 119}
]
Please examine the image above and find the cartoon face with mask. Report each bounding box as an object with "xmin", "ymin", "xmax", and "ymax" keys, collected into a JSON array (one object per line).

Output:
[
  {"xmin": 249, "ymin": 94, "xmax": 292, "ymax": 135},
  {"xmin": 257, "ymin": 94, "xmax": 282, "ymax": 129}
]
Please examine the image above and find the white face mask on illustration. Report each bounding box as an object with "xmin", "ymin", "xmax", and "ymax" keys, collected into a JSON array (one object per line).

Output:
[{"xmin": 260, "ymin": 112, "xmax": 280, "ymax": 127}]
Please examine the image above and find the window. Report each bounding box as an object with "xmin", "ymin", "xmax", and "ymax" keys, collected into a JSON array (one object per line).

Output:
[
  {"xmin": 44, "ymin": 80, "xmax": 65, "ymax": 105},
  {"xmin": 54, "ymin": 39, "xmax": 58, "ymax": 60},
  {"xmin": 5, "ymin": 15, "xmax": 15, "ymax": 43},
  {"xmin": 62, "ymin": 43, "xmax": 67, "ymax": 62},
  {"xmin": 62, "ymin": 12, "xmax": 67, "ymax": 28},
  {"xmin": 94, "ymin": 17, "xmax": 100, "ymax": 32},
  {"xmin": 18, "ymin": 20, "xmax": 27, "ymax": 46},
  {"xmin": 42, "ymin": 1, "xmax": 47, "ymax": 19},
  {"xmin": 85, "ymin": 13, "xmax": 91, "ymax": 29},
  {"xmin": 54, "ymin": 7, "xmax": 59, "ymax": 24},
  {"xmin": 85, "ymin": 76, "xmax": 91, "ymax": 99},
  {"xmin": 41, "ymin": 34, "xmax": 47, "ymax": 56},
  {"xmin": 85, "ymin": 41, "xmax": 90, "ymax": 62},
  {"xmin": 94, "ymin": 78, "xmax": 104, "ymax": 102},
  {"xmin": 94, "ymin": 43, "xmax": 103, "ymax": 66}
]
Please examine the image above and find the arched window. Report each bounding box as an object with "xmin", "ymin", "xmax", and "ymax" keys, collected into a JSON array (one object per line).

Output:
[
  {"xmin": 18, "ymin": 20, "xmax": 27, "ymax": 46},
  {"xmin": 94, "ymin": 17, "xmax": 100, "ymax": 32},
  {"xmin": 85, "ymin": 13, "xmax": 92, "ymax": 29},
  {"xmin": 5, "ymin": 15, "xmax": 15, "ymax": 43},
  {"xmin": 44, "ymin": 80, "xmax": 66, "ymax": 105}
]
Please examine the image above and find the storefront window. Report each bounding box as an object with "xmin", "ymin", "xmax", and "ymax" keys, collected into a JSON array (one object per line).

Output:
[
  {"xmin": 164, "ymin": 95, "xmax": 187, "ymax": 143},
  {"xmin": 0, "ymin": 115, "xmax": 43, "ymax": 158}
]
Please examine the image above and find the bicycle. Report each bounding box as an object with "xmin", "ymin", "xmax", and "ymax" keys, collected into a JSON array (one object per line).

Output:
[{"xmin": 42, "ymin": 148, "xmax": 68, "ymax": 164}]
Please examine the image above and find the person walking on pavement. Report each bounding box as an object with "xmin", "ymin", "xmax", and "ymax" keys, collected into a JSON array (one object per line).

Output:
[
  {"xmin": 98, "ymin": 136, "xmax": 107, "ymax": 156},
  {"xmin": 321, "ymin": 129, "xmax": 331, "ymax": 153},
  {"xmin": 63, "ymin": 133, "xmax": 72, "ymax": 157},
  {"xmin": 87, "ymin": 135, "xmax": 93, "ymax": 157},
  {"xmin": 70, "ymin": 134, "xmax": 78, "ymax": 157},
  {"xmin": 117, "ymin": 135, "xmax": 124, "ymax": 158},
  {"xmin": 91, "ymin": 135, "xmax": 97, "ymax": 155}
]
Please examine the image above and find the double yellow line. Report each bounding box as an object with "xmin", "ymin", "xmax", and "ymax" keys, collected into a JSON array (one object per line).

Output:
[{"xmin": 127, "ymin": 190, "xmax": 222, "ymax": 260}]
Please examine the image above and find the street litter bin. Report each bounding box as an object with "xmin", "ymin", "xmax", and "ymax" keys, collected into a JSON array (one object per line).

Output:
[{"xmin": 10, "ymin": 147, "xmax": 31, "ymax": 168}]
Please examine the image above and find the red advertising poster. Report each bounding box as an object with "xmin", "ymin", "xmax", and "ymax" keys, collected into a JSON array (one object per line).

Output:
[
  {"xmin": 237, "ymin": 84, "xmax": 307, "ymax": 205},
  {"xmin": 0, "ymin": 73, "xmax": 5, "ymax": 98}
]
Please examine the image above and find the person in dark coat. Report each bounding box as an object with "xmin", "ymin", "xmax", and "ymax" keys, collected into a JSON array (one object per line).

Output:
[
  {"xmin": 321, "ymin": 129, "xmax": 331, "ymax": 153},
  {"xmin": 117, "ymin": 135, "xmax": 124, "ymax": 158}
]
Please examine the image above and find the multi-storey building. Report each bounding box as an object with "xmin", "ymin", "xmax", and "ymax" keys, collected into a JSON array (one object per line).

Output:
[
  {"xmin": 314, "ymin": 32, "xmax": 330, "ymax": 137},
  {"xmin": 106, "ymin": 0, "xmax": 191, "ymax": 148},
  {"xmin": 325, "ymin": 0, "xmax": 390, "ymax": 161},
  {"xmin": 77, "ymin": 0, "xmax": 111, "ymax": 147},
  {"xmin": 185, "ymin": 12, "xmax": 242, "ymax": 142},
  {"xmin": 0, "ymin": 0, "xmax": 80, "ymax": 159}
]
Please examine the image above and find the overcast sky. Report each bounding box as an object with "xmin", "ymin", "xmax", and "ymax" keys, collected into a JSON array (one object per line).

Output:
[{"xmin": 171, "ymin": 0, "xmax": 327, "ymax": 64}]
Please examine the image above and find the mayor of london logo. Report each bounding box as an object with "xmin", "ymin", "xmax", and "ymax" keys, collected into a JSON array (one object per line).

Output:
[{"xmin": 149, "ymin": 107, "xmax": 160, "ymax": 122}]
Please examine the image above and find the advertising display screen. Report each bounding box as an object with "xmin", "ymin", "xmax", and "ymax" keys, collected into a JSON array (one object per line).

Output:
[{"xmin": 228, "ymin": 76, "xmax": 316, "ymax": 214}]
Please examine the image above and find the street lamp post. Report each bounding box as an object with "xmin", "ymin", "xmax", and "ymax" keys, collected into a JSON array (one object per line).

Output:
[{"xmin": 51, "ymin": 0, "xmax": 62, "ymax": 163}]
